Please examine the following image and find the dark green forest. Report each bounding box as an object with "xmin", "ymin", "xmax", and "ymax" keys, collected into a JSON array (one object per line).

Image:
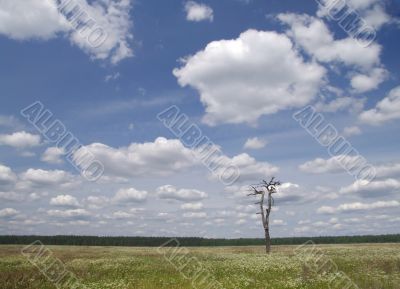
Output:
[{"xmin": 0, "ymin": 234, "xmax": 399, "ymax": 247}]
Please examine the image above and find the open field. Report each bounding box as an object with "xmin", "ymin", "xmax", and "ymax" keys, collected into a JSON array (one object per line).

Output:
[{"xmin": 0, "ymin": 243, "xmax": 399, "ymax": 289}]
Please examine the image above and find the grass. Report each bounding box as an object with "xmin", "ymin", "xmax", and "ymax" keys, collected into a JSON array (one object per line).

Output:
[{"xmin": 0, "ymin": 243, "xmax": 399, "ymax": 288}]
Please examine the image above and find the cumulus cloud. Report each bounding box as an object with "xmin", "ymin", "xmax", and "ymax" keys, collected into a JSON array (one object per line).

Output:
[
  {"xmin": 316, "ymin": 0, "xmax": 391, "ymax": 30},
  {"xmin": 0, "ymin": 0, "xmax": 134, "ymax": 64},
  {"xmin": 359, "ymin": 86, "xmax": 400, "ymax": 125},
  {"xmin": 343, "ymin": 126, "xmax": 362, "ymax": 137},
  {"xmin": 317, "ymin": 200, "xmax": 400, "ymax": 214},
  {"xmin": 0, "ymin": 192, "xmax": 24, "ymax": 202},
  {"xmin": 50, "ymin": 195, "xmax": 81, "ymax": 208},
  {"xmin": 41, "ymin": 147, "xmax": 65, "ymax": 164},
  {"xmin": 212, "ymin": 153, "xmax": 279, "ymax": 183},
  {"xmin": 339, "ymin": 178, "xmax": 400, "ymax": 198},
  {"xmin": 314, "ymin": 97, "xmax": 365, "ymax": 113},
  {"xmin": 47, "ymin": 208, "xmax": 91, "ymax": 219},
  {"xmin": 20, "ymin": 169, "xmax": 75, "ymax": 187},
  {"xmin": 0, "ymin": 0, "xmax": 69, "ymax": 39},
  {"xmin": 113, "ymin": 187, "xmax": 148, "ymax": 203},
  {"xmin": 0, "ymin": 131, "xmax": 41, "ymax": 148},
  {"xmin": 243, "ymin": 137, "xmax": 267, "ymax": 149},
  {"xmin": 77, "ymin": 138, "xmax": 278, "ymax": 183},
  {"xmin": 374, "ymin": 162, "xmax": 400, "ymax": 179},
  {"xmin": 227, "ymin": 182, "xmax": 314, "ymax": 205},
  {"xmin": 0, "ymin": 164, "xmax": 17, "ymax": 186},
  {"xmin": 157, "ymin": 185, "xmax": 207, "ymax": 202},
  {"xmin": 350, "ymin": 68, "xmax": 388, "ymax": 93},
  {"xmin": 184, "ymin": 1, "xmax": 214, "ymax": 22},
  {"xmin": 299, "ymin": 155, "xmax": 362, "ymax": 174},
  {"xmin": 275, "ymin": 182, "xmax": 316, "ymax": 204},
  {"xmin": 75, "ymin": 138, "xmax": 195, "ymax": 178},
  {"xmin": 300, "ymin": 157, "xmax": 400, "ymax": 181},
  {"xmin": 181, "ymin": 202, "xmax": 204, "ymax": 211},
  {"xmin": 278, "ymin": 13, "xmax": 382, "ymax": 69},
  {"xmin": 110, "ymin": 210, "xmax": 135, "ymax": 219},
  {"xmin": 272, "ymin": 219, "xmax": 287, "ymax": 226},
  {"xmin": 173, "ymin": 29, "xmax": 326, "ymax": 125},
  {"xmin": 86, "ymin": 196, "xmax": 110, "ymax": 209},
  {"xmin": 183, "ymin": 212, "xmax": 207, "ymax": 219},
  {"xmin": 0, "ymin": 208, "xmax": 19, "ymax": 218}
]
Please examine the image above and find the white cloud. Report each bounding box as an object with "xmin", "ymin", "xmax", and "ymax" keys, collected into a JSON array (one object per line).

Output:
[
  {"xmin": 317, "ymin": 200, "xmax": 400, "ymax": 214},
  {"xmin": 359, "ymin": 86, "xmax": 400, "ymax": 125},
  {"xmin": 50, "ymin": 195, "xmax": 81, "ymax": 207},
  {"xmin": 299, "ymin": 155, "xmax": 361, "ymax": 174},
  {"xmin": 0, "ymin": 131, "xmax": 41, "ymax": 148},
  {"xmin": 183, "ymin": 212, "xmax": 207, "ymax": 219},
  {"xmin": 275, "ymin": 182, "xmax": 316, "ymax": 204},
  {"xmin": 317, "ymin": 0, "xmax": 391, "ymax": 30},
  {"xmin": 181, "ymin": 202, "xmax": 204, "ymax": 211},
  {"xmin": 0, "ymin": 164, "xmax": 17, "ymax": 185},
  {"xmin": 235, "ymin": 204, "xmax": 256, "ymax": 213},
  {"xmin": 0, "ymin": 192, "xmax": 24, "ymax": 202},
  {"xmin": 20, "ymin": 169, "xmax": 75, "ymax": 186},
  {"xmin": 278, "ymin": 13, "xmax": 382, "ymax": 69},
  {"xmin": 243, "ymin": 137, "xmax": 267, "ymax": 149},
  {"xmin": 350, "ymin": 68, "xmax": 388, "ymax": 93},
  {"xmin": 213, "ymin": 153, "xmax": 279, "ymax": 183},
  {"xmin": 0, "ymin": 208, "xmax": 19, "ymax": 218},
  {"xmin": 184, "ymin": 1, "xmax": 214, "ymax": 22},
  {"xmin": 0, "ymin": 0, "xmax": 134, "ymax": 64},
  {"xmin": 298, "ymin": 219, "xmax": 311, "ymax": 225},
  {"xmin": 86, "ymin": 196, "xmax": 110, "ymax": 209},
  {"xmin": 113, "ymin": 188, "xmax": 148, "ymax": 203},
  {"xmin": 41, "ymin": 147, "xmax": 65, "ymax": 164},
  {"xmin": 227, "ymin": 182, "xmax": 313, "ymax": 205},
  {"xmin": 75, "ymin": 138, "xmax": 195, "ymax": 178},
  {"xmin": 47, "ymin": 208, "xmax": 91, "ymax": 219},
  {"xmin": 105, "ymin": 72, "xmax": 121, "ymax": 82},
  {"xmin": 157, "ymin": 185, "xmax": 207, "ymax": 202},
  {"xmin": 0, "ymin": 0, "xmax": 69, "ymax": 39},
  {"xmin": 363, "ymin": 4, "xmax": 391, "ymax": 29},
  {"xmin": 20, "ymin": 151, "xmax": 36, "ymax": 158},
  {"xmin": 68, "ymin": 0, "xmax": 134, "ymax": 64},
  {"xmin": 75, "ymin": 138, "xmax": 278, "ymax": 183},
  {"xmin": 236, "ymin": 219, "xmax": 247, "ymax": 225},
  {"xmin": 339, "ymin": 178, "xmax": 400, "ymax": 198},
  {"xmin": 301, "ymin": 157, "xmax": 400, "ymax": 180},
  {"xmin": 315, "ymin": 97, "xmax": 365, "ymax": 113},
  {"xmin": 110, "ymin": 211, "xmax": 133, "ymax": 219},
  {"xmin": 272, "ymin": 219, "xmax": 287, "ymax": 226},
  {"xmin": 343, "ymin": 126, "xmax": 362, "ymax": 137},
  {"xmin": 173, "ymin": 29, "xmax": 326, "ymax": 125},
  {"xmin": 374, "ymin": 162, "xmax": 400, "ymax": 179}
]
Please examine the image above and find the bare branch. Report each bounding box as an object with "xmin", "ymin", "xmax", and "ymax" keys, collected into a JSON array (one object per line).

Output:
[{"xmin": 247, "ymin": 177, "xmax": 281, "ymax": 254}]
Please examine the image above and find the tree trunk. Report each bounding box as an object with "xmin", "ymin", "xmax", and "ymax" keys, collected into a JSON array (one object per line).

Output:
[{"xmin": 264, "ymin": 228, "xmax": 271, "ymax": 254}]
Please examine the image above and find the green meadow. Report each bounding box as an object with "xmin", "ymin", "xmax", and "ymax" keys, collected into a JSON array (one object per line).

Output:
[{"xmin": 0, "ymin": 244, "xmax": 399, "ymax": 289}]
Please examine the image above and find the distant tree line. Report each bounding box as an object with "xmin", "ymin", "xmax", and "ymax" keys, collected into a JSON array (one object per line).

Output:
[{"xmin": 0, "ymin": 234, "xmax": 399, "ymax": 247}]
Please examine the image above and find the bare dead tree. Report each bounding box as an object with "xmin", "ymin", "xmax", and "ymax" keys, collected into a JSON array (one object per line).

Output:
[{"xmin": 248, "ymin": 177, "xmax": 281, "ymax": 254}]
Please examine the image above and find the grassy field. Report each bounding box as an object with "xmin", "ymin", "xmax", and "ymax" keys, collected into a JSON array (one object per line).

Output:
[{"xmin": 0, "ymin": 243, "xmax": 399, "ymax": 289}]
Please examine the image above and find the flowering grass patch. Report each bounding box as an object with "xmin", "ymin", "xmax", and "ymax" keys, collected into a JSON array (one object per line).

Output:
[{"xmin": 0, "ymin": 244, "xmax": 399, "ymax": 289}]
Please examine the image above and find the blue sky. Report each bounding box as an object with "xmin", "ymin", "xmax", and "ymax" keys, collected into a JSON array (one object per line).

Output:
[{"xmin": 0, "ymin": 0, "xmax": 399, "ymax": 238}]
